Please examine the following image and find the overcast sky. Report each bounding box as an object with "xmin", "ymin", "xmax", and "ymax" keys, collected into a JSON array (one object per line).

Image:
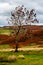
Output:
[{"xmin": 0, "ymin": 0, "xmax": 43, "ymax": 26}]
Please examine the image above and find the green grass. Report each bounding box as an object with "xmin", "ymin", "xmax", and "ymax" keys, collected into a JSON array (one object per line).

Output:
[
  {"xmin": 0, "ymin": 50, "xmax": 43, "ymax": 65},
  {"xmin": 0, "ymin": 29, "xmax": 12, "ymax": 35},
  {"xmin": 0, "ymin": 29, "xmax": 43, "ymax": 65},
  {"xmin": 0, "ymin": 29, "xmax": 10, "ymax": 33},
  {"xmin": 0, "ymin": 44, "xmax": 12, "ymax": 49}
]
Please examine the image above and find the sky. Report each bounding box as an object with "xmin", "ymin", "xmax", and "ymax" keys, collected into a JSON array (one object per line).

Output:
[{"xmin": 0, "ymin": 0, "xmax": 43, "ymax": 26}]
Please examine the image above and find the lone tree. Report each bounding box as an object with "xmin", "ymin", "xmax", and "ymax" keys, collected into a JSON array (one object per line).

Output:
[{"xmin": 8, "ymin": 5, "xmax": 39, "ymax": 52}]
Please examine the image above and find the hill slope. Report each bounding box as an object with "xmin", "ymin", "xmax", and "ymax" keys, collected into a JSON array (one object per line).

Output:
[{"xmin": 0, "ymin": 25, "xmax": 43, "ymax": 47}]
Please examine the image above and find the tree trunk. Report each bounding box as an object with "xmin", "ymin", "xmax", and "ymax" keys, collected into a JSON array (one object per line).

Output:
[
  {"xmin": 15, "ymin": 40, "xmax": 18, "ymax": 52},
  {"xmin": 15, "ymin": 26, "xmax": 21, "ymax": 52}
]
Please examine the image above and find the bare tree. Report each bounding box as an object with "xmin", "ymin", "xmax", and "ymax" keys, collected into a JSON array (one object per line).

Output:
[{"xmin": 8, "ymin": 5, "xmax": 39, "ymax": 52}]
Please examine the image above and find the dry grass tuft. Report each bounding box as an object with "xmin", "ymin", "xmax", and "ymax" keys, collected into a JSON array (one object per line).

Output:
[
  {"xmin": 18, "ymin": 55, "xmax": 25, "ymax": 59},
  {"xmin": 8, "ymin": 55, "xmax": 17, "ymax": 62}
]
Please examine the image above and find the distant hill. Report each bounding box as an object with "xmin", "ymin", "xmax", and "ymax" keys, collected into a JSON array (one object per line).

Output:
[
  {"xmin": 0, "ymin": 25, "xmax": 43, "ymax": 47},
  {"xmin": 2, "ymin": 25, "xmax": 43, "ymax": 35}
]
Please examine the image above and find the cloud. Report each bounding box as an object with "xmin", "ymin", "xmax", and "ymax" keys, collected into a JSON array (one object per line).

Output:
[
  {"xmin": 0, "ymin": 19, "xmax": 9, "ymax": 26},
  {"xmin": 0, "ymin": 2, "xmax": 17, "ymax": 20},
  {"xmin": 0, "ymin": 0, "xmax": 43, "ymax": 26},
  {"xmin": 0, "ymin": 2, "xmax": 17, "ymax": 13}
]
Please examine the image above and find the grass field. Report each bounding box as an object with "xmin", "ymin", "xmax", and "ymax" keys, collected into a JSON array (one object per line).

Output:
[
  {"xmin": 0, "ymin": 44, "xmax": 12, "ymax": 49},
  {"xmin": 0, "ymin": 29, "xmax": 12, "ymax": 35},
  {"xmin": 0, "ymin": 50, "xmax": 43, "ymax": 65},
  {"xmin": 0, "ymin": 29, "xmax": 10, "ymax": 33},
  {"xmin": 0, "ymin": 28, "xmax": 43, "ymax": 65}
]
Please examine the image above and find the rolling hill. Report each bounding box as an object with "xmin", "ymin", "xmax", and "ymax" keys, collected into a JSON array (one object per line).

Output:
[{"xmin": 0, "ymin": 25, "xmax": 43, "ymax": 47}]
